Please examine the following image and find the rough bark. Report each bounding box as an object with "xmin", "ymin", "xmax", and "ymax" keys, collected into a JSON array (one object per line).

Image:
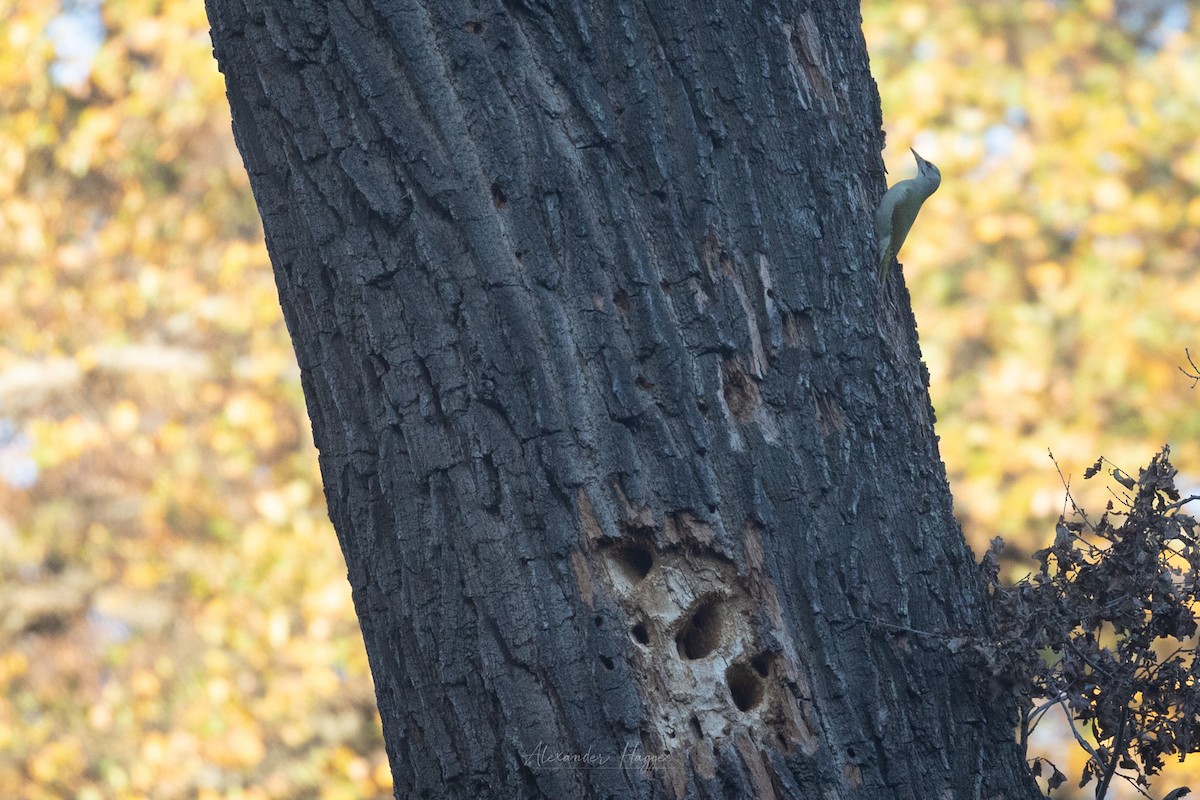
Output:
[{"xmin": 206, "ymin": 1, "xmax": 1043, "ymax": 798}]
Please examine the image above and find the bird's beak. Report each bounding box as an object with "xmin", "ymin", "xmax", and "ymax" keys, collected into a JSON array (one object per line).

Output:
[{"xmin": 910, "ymin": 147, "xmax": 927, "ymax": 167}]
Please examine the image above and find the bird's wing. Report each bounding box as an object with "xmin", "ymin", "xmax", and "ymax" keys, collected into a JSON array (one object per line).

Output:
[{"xmin": 888, "ymin": 181, "xmax": 918, "ymax": 258}]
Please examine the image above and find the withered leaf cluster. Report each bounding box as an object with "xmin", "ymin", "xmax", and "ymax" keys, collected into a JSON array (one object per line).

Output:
[{"xmin": 985, "ymin": 447, "xmax": 1200, "ymax": 797}]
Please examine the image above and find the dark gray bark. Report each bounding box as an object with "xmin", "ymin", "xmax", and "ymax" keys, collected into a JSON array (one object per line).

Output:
[{"xmin": 206, "ymin": 1, "xmax": 1042, "ymax": 798}]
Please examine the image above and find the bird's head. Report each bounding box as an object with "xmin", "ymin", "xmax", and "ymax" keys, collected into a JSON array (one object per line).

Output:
[{"xmin": 910, "ymin": 148, "xmax": 941, "ymax": 188}]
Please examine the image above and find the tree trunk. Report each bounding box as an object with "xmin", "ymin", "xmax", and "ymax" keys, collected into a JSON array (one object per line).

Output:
[{"xmin": 206, "ymin": 1, "xmax": 1042, "ymax": 797}]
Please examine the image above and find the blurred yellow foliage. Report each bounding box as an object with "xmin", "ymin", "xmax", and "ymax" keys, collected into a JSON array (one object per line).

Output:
[
  {"xmin": 867, "ymin": 0, "xmax": 1200, "ymax": 795},
  {"xmin": 0, "ymin": 0, "xmax": 387, "ymax": 797}
]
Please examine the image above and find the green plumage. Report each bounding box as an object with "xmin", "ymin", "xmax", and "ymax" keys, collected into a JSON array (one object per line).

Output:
[{"xmin": 874, "ymin": 149, "xmax": 941, "ymax": 283}]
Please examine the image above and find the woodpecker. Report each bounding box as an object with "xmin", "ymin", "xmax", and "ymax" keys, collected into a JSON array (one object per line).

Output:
[{"xmin": 874, "ymin": 148, "xmax": 941, "ymax": 283}]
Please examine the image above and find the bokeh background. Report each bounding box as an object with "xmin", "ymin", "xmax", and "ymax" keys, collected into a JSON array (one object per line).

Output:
[
  {"xmin": 0, "ymin": 0, "xmax": 1196, "ymax": 797},
  {"xmin": 868, "ymin": 0, "xmax": 1200, "ymax": 796}
]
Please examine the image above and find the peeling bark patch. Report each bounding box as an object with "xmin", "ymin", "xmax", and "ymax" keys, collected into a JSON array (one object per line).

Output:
[
  {"xmin": 782, "ymin": 311, "xmax": 803, "ymax": 348},
  {"xmin": 813, "ymin": 389, "xmax": 846, "ymax": 437},
  {"xmin": 691, "ymin": 736, "xmax": 716, "ymax": 782},
  {"xmin": 612, "ymin": 485, "xmax": 656, "ymax": 532},
  {"xmin": 576, "ymin": 486, "xmax": 603, "ymax": 542},
  {"xmin": 721, "ymin": 358, "xmax": 760, "ymax": 421},
  {"xmin": 784, "ymin": 14, "xmax": 838, "ymax": 110},
  {"xmin": 742, "ymin": 518, "xmax": 766, "ymax": 572},
  {"xmin": 663, "ymin": 510, "xmax": 716, "ymax": 548},
  {"xmin": 734, "ymin": 732, "xmax": 777, "ymax": 800},
  {"xmin": 701, "ymin": 228, "xmax": 722, "ymax": 284},
  {"xmin": 719, "ymin": 251, "xmax": 736, "ymax": 279},
  {"xmin": 570, "ymin": 549, "xmax": 594, "ymax": 608}
]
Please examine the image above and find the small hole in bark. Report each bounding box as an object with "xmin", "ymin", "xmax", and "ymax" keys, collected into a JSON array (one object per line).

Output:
[
  {"xmin": 599, "ymin": 654, "xmax": 614, "ymax": 670},
  {"xmin": 751, "ymin": 652, "xmax": 772, "ymax": 677},
  {"xmin": 461, "ymin": 20, "xmax": 482, "ymax": 33},
  {"xmin": 689, "ymin": 715, "xmax": 703, "ymax": 738},
  {"xmin": 594, "ymin": 615, "xmax": 604, "ymax": 627},
  {"xmin": 491, "ymin": 182, "xmax": 507, "ymax": 208},
  {"xmin": 727, "ymin": 661, "xmax": 764, "ymax": 711},
  {"xmin": 631, "ymin": 622, "xmax": 650, "ymax": 645},
  {"xmin": 721, "ymin": 358, "xmax": 760, "ymax": 420},
  {"xmin": 613, "ymin": 288, "xmax": 631, "ymax": 314},
  {"xmin": 370, "ymin": 353, "xmax": 391, "ymax": 376},
  {"xmin": 660, "ymin": 279, "xmax": 671, "ymax": 294},
  {"xmin": 676, "ymin": 597, "xmax": 723, "ymax": 660}
]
